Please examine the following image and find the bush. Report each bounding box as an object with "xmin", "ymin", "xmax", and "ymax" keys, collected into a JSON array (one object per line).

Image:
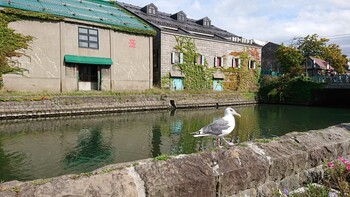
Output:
[
  {"xmin": 258, "ymin": 75, "xmax": 323, "ymax": 104},
  {"xmin": 324, "ymin": 156, "xmax": 350, "ymax": 196}
]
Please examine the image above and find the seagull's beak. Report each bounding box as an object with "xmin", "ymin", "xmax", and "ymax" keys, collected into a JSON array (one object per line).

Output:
[{"xmin": 234, "ymin": 112, "xmax": 241, "ymax": 117}]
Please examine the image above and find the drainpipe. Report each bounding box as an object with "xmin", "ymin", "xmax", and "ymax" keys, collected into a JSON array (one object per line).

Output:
[
  {"xmin": 75, "ymin": 64, "xmax": 79, "ymax": 91},
  {"xmin": 98, "ymin": 66, "xmax": 101, "ymax": 91}
]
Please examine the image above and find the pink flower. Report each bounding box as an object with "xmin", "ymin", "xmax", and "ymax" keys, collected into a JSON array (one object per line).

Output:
[
  {"xmin": 338, "ymin": 156, "xmax": 343, "ymax": 161},
  {"xmin": 346, "ymin": 164, "xmax": 350, "ymax": 171},
  {"xmin": 328, "ymin": 162, "xmax": 334, "ymax": 168},
  {"xmin": 337, "ymin": 156, "xmax": 349, "ymax": 164}
]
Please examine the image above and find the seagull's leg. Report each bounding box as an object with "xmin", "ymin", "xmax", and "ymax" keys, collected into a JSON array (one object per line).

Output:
[
  {"xmin": 221, "ymin": 137, "xmax": 235, "ymax": 146},
  {"xmin": 216, "ymin": 137, "xmax": 223, "ymax": 148}
]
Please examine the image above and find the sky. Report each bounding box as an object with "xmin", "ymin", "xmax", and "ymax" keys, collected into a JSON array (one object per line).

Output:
[{"xmin": 123, "ymin": 0, "xmax": 350, "ymax": 57}]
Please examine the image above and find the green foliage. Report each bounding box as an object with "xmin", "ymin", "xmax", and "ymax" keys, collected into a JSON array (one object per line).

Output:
[
  {"xmin": 173, "ymin": 36, "xmax": 213, "ymax": 90},
  {"xmin": 298, "ymin": 34, "xmax": 329, "ymax": 57},
  {"xmin": 322, "ymin": 44, "xmax": 348, "ymax": 73},
  {"xmin": 109, "ymin": 25, "xmax": 156, "ymax": 37},
  {"xmin": 280, "ymin": 34, "xmax": 348, "ymax": 74},
  {"xmin": 0, "ymin": 9, "xmax": 35, "ymax": 77},
  {"xmin": 222, "ymin": 67, "xmax": 260, "ymax": 92},
  {"xmin": 1, "ymin": 8, "xmax": 64, "ymax": 21},
  {"xmin": 323, "ymin": 156, "xmax": 350, "ymax": 196},
  {"xmin": 299, "ymin": 34, "xmax": 347, "ymax": 73},
  {"xmin": 153, "ymin": 154, "xmax": 170, "ymax": 161},
  {"xmin": 258, "ymin": 75, "xmax": 323, "ymax": 104},
  {"xmin": 275, "ymin": 45, "xmax": 305, "ymax": 76}
]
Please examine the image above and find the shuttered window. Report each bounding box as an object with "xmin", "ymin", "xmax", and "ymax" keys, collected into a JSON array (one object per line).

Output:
[
  {"xmin": 214, "ymin": 56, "xmax": 223, "ymax": 67},
  {"xmin": 196, "ymin": 55, "xmax": 205, "ymax": 65},
  {"xmin": 171, "ymin": 52, "xmax": 184, "ymax": 64},
  {"xmin": 232, "ymin": 58, "xmax": 241, "ymax": 68}
]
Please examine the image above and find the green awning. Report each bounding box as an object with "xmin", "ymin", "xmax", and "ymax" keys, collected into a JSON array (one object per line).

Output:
[{"xmin": 64, "ymin": 55, "xmax": 112, "ymax": 65}]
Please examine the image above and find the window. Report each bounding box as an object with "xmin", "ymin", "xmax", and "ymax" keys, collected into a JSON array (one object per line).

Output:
[
  {"xmin": 171, "ymin": 52, "xmax": 183, "ymax": 64},
  {"xmin": 196, "ymin": 55, "xmax": 204, "ymax": 65},
  {"xmin": 204, "ymin": 20, "xmax": 210, "ymax": 26},
  {"xmin": 179, "ymin": 14, "xmax": 185, "ymax": 21},
  {"xmin": 232, "ymin": 58, "xmax": 240, "ymax": 68},
  {"xmin": 78, "ymin": 27, "xmax": 99, "ymax": 49},
  {"xmin": 148, "ymin": 6, "xmax": 156, "ymax": 15},
  {"xmin": 214, "ymin": 56, "xmax": 223, "ymax": 67},
  {"xmin": 249, "ymin": 60, "xmax": 256, "ymax": 69}
]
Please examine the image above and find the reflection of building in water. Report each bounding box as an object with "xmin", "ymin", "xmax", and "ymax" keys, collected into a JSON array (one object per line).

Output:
[
  {"xmin": 170, "ymin": 120, "xmax": 183, "ymax": 135},
  {"xmin": 64, "ymin": 128, "xmax": 112, "ymax": 173},
  {"xmin": 169, "ymin": 120, "xmax": 183, "ymax": 154},
  {"xmin": 151, "ymin": 124, "xmax": 161, "ymax": 158}
]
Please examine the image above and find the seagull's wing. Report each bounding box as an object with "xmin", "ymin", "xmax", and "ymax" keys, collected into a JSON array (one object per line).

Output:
[{"xmin": 198, "ymin": 118, "xmax": 230, "ymax": 136}]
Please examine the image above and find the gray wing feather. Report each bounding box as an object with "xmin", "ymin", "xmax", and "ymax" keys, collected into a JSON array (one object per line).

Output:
[{"xmin": 200, "ymin": 118, "xmax": 230, "ymax": 136}]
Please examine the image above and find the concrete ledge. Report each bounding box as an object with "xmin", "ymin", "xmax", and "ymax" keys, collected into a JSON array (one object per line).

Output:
[
  {"xmin": 1, "ymin": 123, "xmax": 349, "ymax": 196},
  {"xmin": 0, "ymin": 94, "xmax": 257, "ymax": 120}
]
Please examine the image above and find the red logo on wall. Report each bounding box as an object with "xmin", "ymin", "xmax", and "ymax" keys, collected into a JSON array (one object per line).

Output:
[{"xmin": 129, "ymin": 39, "xmax": 136, "ymax": 48}]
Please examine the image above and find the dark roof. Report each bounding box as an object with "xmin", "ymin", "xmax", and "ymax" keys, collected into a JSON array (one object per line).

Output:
[
  {"xmin": 117, "ymin": 2, "xmax": 255, "ymax": 45},
  {"xmin": 309, "ymin": 57, "xmax": 334, "ymax": 70}
]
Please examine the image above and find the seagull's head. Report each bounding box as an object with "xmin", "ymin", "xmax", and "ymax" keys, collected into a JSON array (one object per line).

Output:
[{"xmin": 225, "ymin": 107, "xmax": 241, "ymax": 117}]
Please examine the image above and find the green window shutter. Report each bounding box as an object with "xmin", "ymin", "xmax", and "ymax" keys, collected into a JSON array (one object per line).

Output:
[
  {"xmin": 214, "ymin": 56, "xmax": 217, "ymax": 67},
  {"xmin": 180, "ymin": 53, "xmax": 184, "ymax": 64},
  {"xmin": 201, "ymin": 55, "xmax": 204, "ymax": 65},
  {"xmin": 220, "ymin": 57, "xmax": 224, "ymax": 67},
  {"xmin": 238, "ymin": 59, "xmax": 241, "ymax": 68}
]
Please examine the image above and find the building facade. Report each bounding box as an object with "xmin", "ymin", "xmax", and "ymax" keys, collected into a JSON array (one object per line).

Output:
[
  {"xmin": 119, "ymin": 2, "xmax": 263, "ymax": 89},
  {"xmin": 306, "ymin": 56, "xmax": 334, "ymax": 76},
  {"xmin": 1, "ymin": 0, "xmax": 155, "ymax": 92},
  {"xmin": 261, "ymin": 42, "xmax": 281, "ymax": 76}
]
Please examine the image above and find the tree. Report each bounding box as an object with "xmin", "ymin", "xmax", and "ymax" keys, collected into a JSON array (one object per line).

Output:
[
  {"xmin": 297, "ymin": 34, "xmax": 347, "ymax": 73},
  {"xmin": 276, "ymin": 34, "xmax": 348, "ymax": 75},
  {"xmin": 322, "ymin": 44, "xmax": 347, "ymax": 73},
  {"xmin": 298, "ymin": 34, "xmax": 329, "ymax": 58},
  {"xmin": 275, "ymin": 44, "xmax": 305, "ymax": 76}
]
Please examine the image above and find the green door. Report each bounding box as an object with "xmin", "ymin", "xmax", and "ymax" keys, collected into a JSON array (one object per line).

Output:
[
  {"xmin": 213, "ymin": 80, "xmax": 223, "ymax": 91},
  {"xmin": 171, "ymin": 78, "xmax": 183, "ymax": 91}
]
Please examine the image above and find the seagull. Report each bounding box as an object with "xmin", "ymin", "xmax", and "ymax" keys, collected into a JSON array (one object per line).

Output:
[{"xmin": 191, "ymin": 107, "xmax": 241, "ymax": 147}]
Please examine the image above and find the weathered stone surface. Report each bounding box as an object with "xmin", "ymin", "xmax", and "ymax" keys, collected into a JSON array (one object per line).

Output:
[
  {"xmin": 135, "ymin": 153, "xmax": 216, "ymax": 197},
  {"xmin": 0, "ymin": 163, "xmax": 147, "ymax": 197},
  {"xmin": 218, "ymin": 147, "xmax": 269, "ymax": 196},
  {"xmin": 0, "ymin": 123, "xmax": 349, "ymax": 197}
]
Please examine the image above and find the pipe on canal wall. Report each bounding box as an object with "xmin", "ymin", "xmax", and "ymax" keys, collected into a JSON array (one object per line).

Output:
[{"xmin": 1, "ymin": 123, "xmax": 350, "ymax": 196}]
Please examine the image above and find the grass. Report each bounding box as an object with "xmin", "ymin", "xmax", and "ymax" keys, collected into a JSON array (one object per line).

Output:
[
  {"xmin": 30, "ymin": 178, "xmax": 52, "ymax": 186},
  {"xmin": 153, "ymin": 154, "xmax": 170, "ymax": 161}
]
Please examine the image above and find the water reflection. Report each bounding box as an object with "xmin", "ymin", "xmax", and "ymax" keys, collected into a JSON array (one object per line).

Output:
[
  {"xmin": 0, "ymin": 105, "xmax": 349, "ymax": 182},
  {"xmin": 151, "ymin": 125, "xmax": 161, "ymax": 157},
  {"xmin": 64, "ymin": 128, "xmax": 113, "ymax": 173}
]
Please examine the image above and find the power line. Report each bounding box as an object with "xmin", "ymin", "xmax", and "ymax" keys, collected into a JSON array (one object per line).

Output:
[{"xmin": 320, "ymin": 33, "xmax": 350, "ymax": 39}]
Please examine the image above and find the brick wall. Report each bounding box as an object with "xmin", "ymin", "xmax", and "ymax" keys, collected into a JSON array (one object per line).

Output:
[{"xmin": 160, "ymin": 31, "xmax": 262, "ymax": 78}]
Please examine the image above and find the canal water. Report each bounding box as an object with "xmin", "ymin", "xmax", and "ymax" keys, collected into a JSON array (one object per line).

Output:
[{"xmin": 0, "ymin": 104, "xmax": 349, "ymax": 182}]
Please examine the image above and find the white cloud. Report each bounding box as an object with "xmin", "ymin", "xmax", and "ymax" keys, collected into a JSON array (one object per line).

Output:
[{"xmin": 124, "ymin": 0, "xmax": 350, "ymax": 56}]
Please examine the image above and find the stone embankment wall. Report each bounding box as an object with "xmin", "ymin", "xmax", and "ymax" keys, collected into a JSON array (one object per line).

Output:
[
  {"xmin": 0, "ymin": 93, "xmax": 256, "ymax": 120},
  {"xmin": 1, "ymin": 123, "xmax": 350, "ymax": 197}
]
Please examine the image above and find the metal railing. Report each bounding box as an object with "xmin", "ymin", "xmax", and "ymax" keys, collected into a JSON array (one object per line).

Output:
[{"xmin": 311, "ymin": 75, "xmax": 350, "ymax": 84}]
